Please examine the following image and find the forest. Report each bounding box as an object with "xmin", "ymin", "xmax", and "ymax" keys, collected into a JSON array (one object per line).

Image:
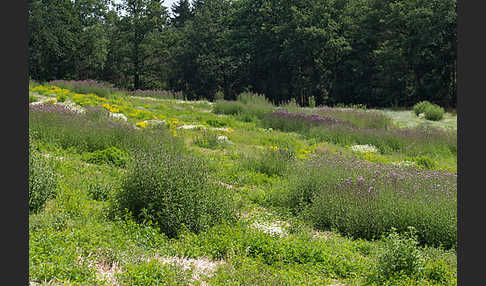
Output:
[{"xmin": 28, "ymin": 0, "xmax": 456, "ymax": 108}]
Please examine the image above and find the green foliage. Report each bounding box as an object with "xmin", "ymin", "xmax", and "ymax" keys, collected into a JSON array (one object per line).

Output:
[
  {"xmin": 86, "ymin": 181, "xmax": 117, "ymax": 202},
  {"xmin": 117, "ymin": 261, "xmax": 192, "ymax": 285},
  {"xmin": 214, "ymin": 89, "xmax": 225, "ymax": 101},
  {"xmin": 277, "ymin": 153, "xmax": 457, "ymax": 248},
  {"xmin": 112, "ymin": 144, "xmax": 236, "ymax": 238},
  {"xmin": 29, "ymin": 93, "xmax": 38, "ymax": 103},
  {"xmin": 407, "ymin": 155, "xmax": 438, "ymax": 170},
  {"xmin": 193, "ymin": 131, "xmax": 227, "ymax": 150},
  {"xmin": 82, "ymin": 146, "xmax": 129, "ymax": 168},
  {"xmin": 241, "ymin": 147, "xmax": 295, "ymax": 177},
  {"xmin": 424, "ymin": 104, "xmax": 445, "ymax": 121},
  {"xmin": 366, "ymin": 227, "xmax": 425, "ymax": 284},
  {"xmin": 205, "ymin": 118, "xmax": 227, "ymax": 127},
  {"xmin": 29, "ymin": 226, "xmax": 99, "ymax": 284},
  {"xmin": 29, "ymin": 105, "xmax": 177, "ymax": 154},
  {"xmin": 213, "ymin": 95, "xmax": 274, "ymax": 123},
  {"xmin": 308, "ymin": 96, "xmax": 316, "ymax": 108},
  {"xmin": 212, "ymin": 100, "xmax": 245, "ymax": 115},
  {"xmin": 413, "ymin": 101, "xmax": 432, "ymax": 116},
  {"xmin": 56, "ymin": 94, "xmax": 67, "ymax": 102},
  {"xmin": 29, "ymin": 141, "xmax": 57, "ymax": 214}
]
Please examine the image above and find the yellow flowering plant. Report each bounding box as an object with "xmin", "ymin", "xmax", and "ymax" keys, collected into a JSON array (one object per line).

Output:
[{"xmin": 136, "ymin": 121, "xmax": 149, "ymax": 129}]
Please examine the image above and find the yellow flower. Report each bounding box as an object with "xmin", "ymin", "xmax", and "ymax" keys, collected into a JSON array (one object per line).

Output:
[
  {"xmin": 269, "ymin": 146, "xmax": 279, "ymax": 152},
  {"xmin": 136, "ymin": 121, "xmax": 148, "ymax": 129}
]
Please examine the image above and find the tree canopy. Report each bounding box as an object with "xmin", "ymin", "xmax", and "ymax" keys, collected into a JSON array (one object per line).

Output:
[{"xmin": 28, "ymin": 0, "xmax": 457, "ymax": 108}]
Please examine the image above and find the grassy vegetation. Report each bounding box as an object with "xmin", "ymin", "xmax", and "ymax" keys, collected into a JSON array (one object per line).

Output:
[{"xmin": 29, "ymin": 83, "xmax": 457, "ymax": 285}]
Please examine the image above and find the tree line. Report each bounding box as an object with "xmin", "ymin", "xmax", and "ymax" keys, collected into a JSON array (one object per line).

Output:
[{"xmin": 28, "ymin": 0, "xmax": 456, "ymax": 108}]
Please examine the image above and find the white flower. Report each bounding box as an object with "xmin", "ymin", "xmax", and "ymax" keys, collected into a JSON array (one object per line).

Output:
[
  {"xmin": 250, "ymin": 221, "xmax": 288, "ymax": 237},
  {"xmin": 178, "ymin": 124, "xmax": 206, "ymax": 130},
  {"xmin": 110, "ymin": 112, "xmax": 127, "ymax": 121},
  {"xmin": 350, "ymin": 144, "xmax": 378, "ymax": 153},
  {"xmin": 217, "ymin": 135, "xmax": 229, "ymax": 142},
  {"xmin": 391, "ymin": 160, "xmax": 417, "ymax": 167}
]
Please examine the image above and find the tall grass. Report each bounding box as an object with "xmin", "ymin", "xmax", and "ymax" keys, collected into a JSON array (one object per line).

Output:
[
  {"xmin": 315, "ymin": 107, "xmax": 394, "ymax": 129},
  {"xmin": 262, "ymin": 110, "xmax": 456, "ymax": 158},
  {"xmin": 126, "ymin": 89, "xmax": 184, "ymax": 100},
  {"xmin": 213, "ymin": 92, "xmax": 274, "ymax": 122},
  {"xmin": 29, "ymin": 103, "xmax": 177, "ymax": 154},
  {"xmin": 49, "ymin": 80, "xmax": 119, "ymax": 98}
]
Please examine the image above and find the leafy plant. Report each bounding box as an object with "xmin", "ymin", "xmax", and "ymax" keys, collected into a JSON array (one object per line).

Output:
[
  {"xmin": 29, "ymin": 94, "xmax": 38, "ymax": 103},
  {"xmin": 413, "ymin": 101, "xmax": 433, "ymax": 116},
  {"xmin": 112, "ymin": 144, "xmax": 236, "ymax": 238},
  {"xmin": 193, "ymin": 131, "xmax": 227, "ymax": 149},
  {"xmin": 29, "ymin": 140, "xmax": 57, "ymax": 214},
  {"xmin": 424, "ymin": 104, "xmax": 445, "ymax": 121},
  {"xmin": 369, "ymin": 227, "xmax": 425, "ymax": 283},
  {"xmin": 56, "ymin": 94, "xmax": 67, "ymax": 102},
  {"xmin": 117, "ymin": 261, "xmax": 192, "ymax": 286},
  {"xmin": 82, "ymin": 146, "xmax": 129, "ymax": 168}
]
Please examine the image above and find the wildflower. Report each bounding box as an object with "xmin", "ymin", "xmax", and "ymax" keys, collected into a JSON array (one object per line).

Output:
[
  {"xmin": 350, "ymin": 144, "xmax": 378, "ymax": 153},
  {"xmin": 136, "ymin": 121, "xmax": 149, "ymax": 129}
]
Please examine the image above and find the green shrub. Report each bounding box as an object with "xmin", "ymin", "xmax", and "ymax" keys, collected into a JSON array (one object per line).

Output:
[
  {"xmin": 29, "ymin": 142, "xmax": 57, "ymax": 214},
  {"xmin": 86, "ymin": 181, "xmax": 116, "ymax": 201},
  {"xmin": 413, "ymin": 101, "xmax": 432, "ymax": 116},
  {"xmin": 424, "ymin": 104, "xmax": 445, "ymax": 121},
  {"xmin": 241, "ymin": 147, "xmax": 295, "ymax": 177},
  {"xmin": 424, "ymin": 259, "xmax": 453, "ymax": 284},
  {"xmin": 206, "ymin": 118, "xmax": 227, "ymax": 127},
  {"xmin": 408, "ymin": 155, "xmax": 438, "ymax": 169},
  {"xmin": 214, "ymin": 89, "xmax": 225, "ymax": 101},
  {"xmin": 117, "ymin": 261, "xmax": 192, "ymax": 286},
  {"xmin": 29, "ymin": 93, "xmax": 38, "ymax": 103},
  {"xmin": 112, "ymin": 145, "xmax": 236, "ymax": 238},
  {"xmin": 213, "ymin": 93, "xmax": 274, "ymax": 122},
  {"xmin": 237, "ymin": 92, "xmax": 271, "ymax": 106},
  {"xmin": 212, "ymin": 100, "xmax": 245, "ymax": 115},
  {"xmin": 369, "ymin": 227, "xmax": 425, "ymax": 283},
  {"xmin": 82, "ymin": 146, "xmax": 129, "ymax": 168},
  {"xmin": 56, "ymin": 94, "xmax": 67, "ymax": 102},
  {"xmin": 193, "ymin": 131, "xmax": 227, "ymax": 150},
  {"xmin": 308, "ymin": 96, "xmax": 316, "ymax": 108}
]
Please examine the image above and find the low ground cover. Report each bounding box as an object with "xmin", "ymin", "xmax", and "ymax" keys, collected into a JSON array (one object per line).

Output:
[{"xmin": 28, "ymin": 83, "xmax": 457, "ymax": 285}]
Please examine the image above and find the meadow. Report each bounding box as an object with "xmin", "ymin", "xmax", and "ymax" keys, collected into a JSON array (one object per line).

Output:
[{"xmin": 29, "ymin": 80, "xmax": 457, "ymax": 285}]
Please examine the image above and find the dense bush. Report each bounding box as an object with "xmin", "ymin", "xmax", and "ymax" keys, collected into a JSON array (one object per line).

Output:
[
  {"xmin": 82, "ymin": 146, "xmax": 129, "ymax": 168},
  {"xmin": 365, "ymin": 227, "xmax": 425, "ymax": 284},
  {"xmin": 112, "ymin": 144, "xmax": 236, "ymax": 238},
  {"xmin": 424, "ymin": 104, "xmax": 445, "ymax": 121},
  {"xmin": 29, "ymin": 140, "xmax": 58, "ymax": 213},
  {"xmin": 413, "ymin": 101, "xmax": 433, "ymax": 116}
]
